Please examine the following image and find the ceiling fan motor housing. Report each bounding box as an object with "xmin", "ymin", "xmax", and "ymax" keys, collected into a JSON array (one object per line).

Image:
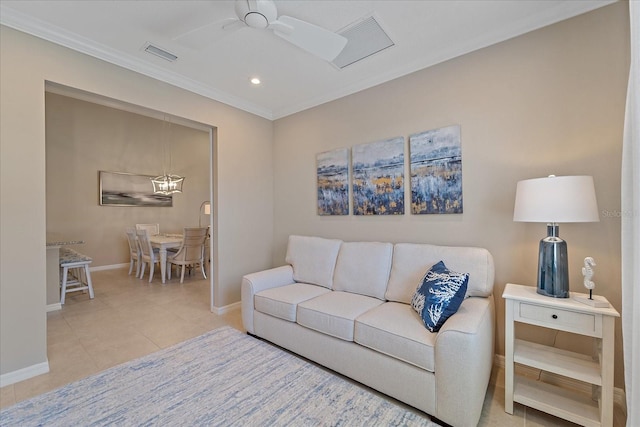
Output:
[{"xmin": 235, "ymin": 0, "xmax": 277, "ymax": 29}]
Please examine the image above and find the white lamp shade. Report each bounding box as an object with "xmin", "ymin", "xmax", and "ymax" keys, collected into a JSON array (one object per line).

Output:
[{"xmin": 513, "ymin": 175, "xmax": 599, "ymax": 223}]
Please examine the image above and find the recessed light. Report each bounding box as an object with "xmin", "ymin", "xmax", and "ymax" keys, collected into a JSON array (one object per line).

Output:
[{"xmin": 250, "ymin": 77, "xmax": 261, "ymax": 85}]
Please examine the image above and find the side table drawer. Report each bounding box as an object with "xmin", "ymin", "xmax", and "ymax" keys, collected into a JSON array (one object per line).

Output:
[{"xmin": 518, "ymin": 303, "xmax": 597, "ymax": 335}]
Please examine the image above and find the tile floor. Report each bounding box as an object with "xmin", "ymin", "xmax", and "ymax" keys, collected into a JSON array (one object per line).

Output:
[{"xmin": 0, "ymin": 268, "xmax": 626, "ymax": 426}]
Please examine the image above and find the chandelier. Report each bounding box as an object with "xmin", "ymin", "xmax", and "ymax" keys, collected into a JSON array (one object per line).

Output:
[
  {"xmin": 151, "ymin": 115, "xmax": 185, "ymax": 195},
  {"xmin": 151, "ymin": 174, "xmax": 184, "ymax": 195}
]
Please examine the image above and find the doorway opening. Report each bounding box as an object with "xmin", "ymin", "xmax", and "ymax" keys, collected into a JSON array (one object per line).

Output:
[{"xmin": 44, "ymin": 82, "xmax": 217, "ymax": 311}]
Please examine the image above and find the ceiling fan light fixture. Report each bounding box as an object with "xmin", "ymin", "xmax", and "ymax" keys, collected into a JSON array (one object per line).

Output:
[
  {"xmin": 235, "ymin": 0, "xmax": 277, "ymax": 29},
  {"xmin": 244, "ymin": 12, "xmax": 269, "ymax": 29}
]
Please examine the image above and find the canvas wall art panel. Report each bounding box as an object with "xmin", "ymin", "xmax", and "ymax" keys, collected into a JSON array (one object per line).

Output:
[
  {"xmin": 409, "ymin": 125, "xmax": 463, "ymax": 214},
  {"xmin": 317, "ymin": 148, "xmax": 349, "ymax": 215},
  {"xmin": 99, "ymin": 171, "xmax": 172, "ymax": 207},
  {"xmin": 352, "ymin": 137, "xmax": 405, "ymax": 215}
]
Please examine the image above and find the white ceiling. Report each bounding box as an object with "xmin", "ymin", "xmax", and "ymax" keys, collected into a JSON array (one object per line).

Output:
[{"xmin": 0, "ymin": 0, "xmax": 614, "ymax": 120}]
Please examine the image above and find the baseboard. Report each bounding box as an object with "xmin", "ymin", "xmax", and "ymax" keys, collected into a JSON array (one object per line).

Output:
[
  {"xmin": 493, "ymin": 354, "xmax": 627, "ymax": 417},
  {"xmin": 212, "ymin": 301, "xmax": 241, "ymax": 315},
  {"xmin": 90, "ymin": 263, "xmax": 129, "ymax": 272},
  {"xmin": 0, "ymin": 360, "xmax": 50, "ymax": 388},
  {"xmin": 46, "ymin": 303, "xmax": 62, "ymax": 312}
]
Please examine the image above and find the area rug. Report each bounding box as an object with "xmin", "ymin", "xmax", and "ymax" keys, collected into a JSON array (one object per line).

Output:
[{"xmin": 1, "ymin": 327, "xmax": 439, "ymax": 426}]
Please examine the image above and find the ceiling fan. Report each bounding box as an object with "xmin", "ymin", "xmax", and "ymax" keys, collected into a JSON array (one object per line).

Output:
[{"xmin": 173, "ymin": 0, "xmax": 348, "ymax": 62}]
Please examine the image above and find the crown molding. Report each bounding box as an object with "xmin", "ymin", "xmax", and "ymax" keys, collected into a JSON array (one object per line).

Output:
[
  {"xmin": 2, "ymin": 1, "xmax": 614, "ymax": 122},
  {"xmin": 270, "ymin": 0, "xmax": 616, "ymax": 119},
  {"xmin": 0, "ymin": 5, "xmax": 274, "ymax": 120}
]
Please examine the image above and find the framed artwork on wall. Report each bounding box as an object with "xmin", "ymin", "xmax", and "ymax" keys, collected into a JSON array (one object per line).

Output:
[
  {"xmin": 352, "ymin": 137, "xmax": 405, "ymax": 215},
  {"xmin": 409, "ymin": 125, "xmax": 463, "ymax": 214},
  {"xmin": 99, "ymin": 171, "xmax": 172, "ymax": 207},
  {"xmin": 317, "ymin": 148, "xmax": 350, "ymax": 215}
]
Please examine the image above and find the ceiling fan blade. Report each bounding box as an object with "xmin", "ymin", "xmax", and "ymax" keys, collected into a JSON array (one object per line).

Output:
[
  {"xmin": 272, "ymin": 15, "xmax": 347, "ymax": 62},
  {"xmin": 172, "ymin": 18, "xmax": 241, "ymax": 50},
  {"xmin": 223, "ymin": 19, "xmax": 246, "ymax": 32}
]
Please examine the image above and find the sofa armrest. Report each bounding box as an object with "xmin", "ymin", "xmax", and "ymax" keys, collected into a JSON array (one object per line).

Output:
[
  {"xmin": 241, "ymin": 265, "xmax": 295, "ymax": 334},
  {"xmin": 434, "ymin": 296, "xmax": 495, "ymax": 427}
]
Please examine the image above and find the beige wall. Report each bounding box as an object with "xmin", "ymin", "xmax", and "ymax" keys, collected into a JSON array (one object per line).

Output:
[
  {"xmin": 0, "ymin": 1, "xmax": 630, "ymax": 389},
  {"xmin": 45, "ymin": 92, "xmax": 210, "ymax": 268},
  {"xmin": 273, "ymin": 2, "xmax": 629, "ymax": 388},
  {"xmin": 0, "ymin": 26, "xmax": 274, "ymax": 377}
]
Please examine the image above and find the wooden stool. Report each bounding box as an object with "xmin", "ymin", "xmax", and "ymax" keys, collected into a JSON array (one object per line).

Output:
[{"xmin": 59, "ymin": 248, "xmax": 94, "ymax": 304}]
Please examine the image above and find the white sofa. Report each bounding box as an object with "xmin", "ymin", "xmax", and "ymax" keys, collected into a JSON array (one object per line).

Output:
[{"xmin": 241, "ymin": 235, "xmax": 495, "ymax": 427}]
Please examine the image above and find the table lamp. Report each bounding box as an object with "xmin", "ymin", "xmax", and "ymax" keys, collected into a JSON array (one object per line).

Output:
[{"xmin": 513, "ymin": 175, "xmax": 599, "ymax": 298}]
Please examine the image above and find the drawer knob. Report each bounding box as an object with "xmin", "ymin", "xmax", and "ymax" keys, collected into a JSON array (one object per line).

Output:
[{"xmin": 552, "ymin": 314, "xmax": 558, "ymax": 319}]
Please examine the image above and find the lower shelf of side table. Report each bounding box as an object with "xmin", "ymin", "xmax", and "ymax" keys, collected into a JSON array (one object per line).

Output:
[
  {"xmin": 514, "ymin": 339, "xmax": 602, "ymax": 385},
  {"xmin": 514, "ymin": 377, "xmax": 601, "ymax": 427}
]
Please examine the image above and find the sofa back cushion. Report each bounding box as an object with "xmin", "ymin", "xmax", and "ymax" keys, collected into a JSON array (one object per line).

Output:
[
  {"xmin": 285, "ymin": 235, "xmax": 342, "ymax": 288},
  {"xmin": 386, "ymin": 243, "xmax": 494, "ymax": 303},
  {"xmin": 333, "ymin": 242, "xmax": 393, "ymax": 300}
]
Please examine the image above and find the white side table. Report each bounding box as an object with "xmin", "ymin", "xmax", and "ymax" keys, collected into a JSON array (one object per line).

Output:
[{"xmin": 503, "ymin": 283, "xmax": 619, "ymax": 427}]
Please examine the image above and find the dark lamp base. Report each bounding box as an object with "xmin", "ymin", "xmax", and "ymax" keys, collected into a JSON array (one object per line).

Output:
[{"xmin": 537, "ymin": 224, "xmax": 569, "ymax": 298}]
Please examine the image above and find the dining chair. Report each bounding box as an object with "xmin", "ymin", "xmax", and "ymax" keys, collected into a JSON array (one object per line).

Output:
[
  {"xmin": 136, "ymin": 229, "xmax": 161, "ymax": 282},
  {"xmin": 125, "ymin": 227, "xmax": 141, "ymax": 277},
  {"xmin": 135, "ymin": 223, "xmax": 160, "ymax": 236},
  {"xmin": 167, "ymin": 227, "xmax": 208, "ymax": 284}
]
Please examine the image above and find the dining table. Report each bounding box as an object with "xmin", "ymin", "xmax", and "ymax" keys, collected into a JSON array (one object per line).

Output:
[{"xmin": 148, "ymin": 234, "xmax": 183, "ymax": 284}]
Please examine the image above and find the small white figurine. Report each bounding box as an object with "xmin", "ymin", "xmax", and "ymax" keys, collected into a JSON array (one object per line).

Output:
[
  {"xmin": 575, "ymin": 256, "xmax": 608, "ymax": 307},
  {"xmin": 582, "ymin": 257, "xmax": 596, "ymax": 299}
]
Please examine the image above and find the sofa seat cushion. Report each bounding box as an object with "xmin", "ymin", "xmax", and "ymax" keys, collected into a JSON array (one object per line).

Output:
[
  {"xmin": 255, "ymin": 283, "xmax": 330, "ymax": 322},
  {"xmin": 297, "ymin": 291, "xmax": 383, "ymax": 341},
  {"xmin": 354, "ymin": 302, "xmax": 436, "ymax": 372}
]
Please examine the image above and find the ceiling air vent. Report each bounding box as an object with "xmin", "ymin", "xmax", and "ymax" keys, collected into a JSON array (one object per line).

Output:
[
  {"xmin": 143, "ymin": 42, "xmax": 178, "ymax": 62},
  {"xmin": 332, "ymin": 15, "xmax": 394, "ymax": 69}
]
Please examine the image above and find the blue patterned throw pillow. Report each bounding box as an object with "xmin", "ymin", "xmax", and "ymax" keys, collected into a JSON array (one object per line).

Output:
[{"xmin": 411, "ymin": 261, "xmax": 469, "ymax": 332}]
